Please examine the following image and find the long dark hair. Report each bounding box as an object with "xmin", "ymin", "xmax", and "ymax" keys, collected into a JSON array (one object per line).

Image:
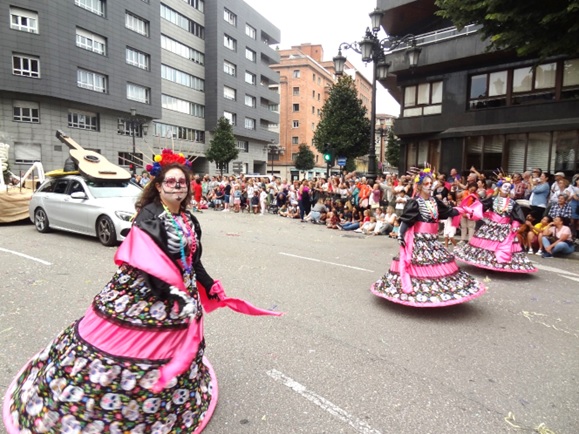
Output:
[{"xmin": 136, "ymin": 163, "xmax": 193, "ymax": 212}]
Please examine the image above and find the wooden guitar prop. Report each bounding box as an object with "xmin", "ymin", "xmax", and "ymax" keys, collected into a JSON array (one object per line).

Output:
[{"xmin": 55, "ymin": 130, "xmax": 131, "ymax": 181}]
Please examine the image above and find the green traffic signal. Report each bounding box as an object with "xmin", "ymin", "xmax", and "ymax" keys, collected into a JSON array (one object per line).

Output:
[{"xmin": 323, "ymin": 153, "xmax": 332, "ymax": 162}]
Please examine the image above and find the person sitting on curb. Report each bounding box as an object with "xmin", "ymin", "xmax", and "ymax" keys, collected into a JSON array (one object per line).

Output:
[{"xmin": 537, "ymin": 216, "xmax": 574, "ymax": 258}]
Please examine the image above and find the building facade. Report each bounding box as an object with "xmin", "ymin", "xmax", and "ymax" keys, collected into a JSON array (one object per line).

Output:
[
  {"xmin": 271, "ymin": 43, "xmax": 373, "ymax": 180},
  {"xmin": 376, "ymin": 0, "xmax": 579, "ymax": 177},
  {"xmin": 0, "ymin": 0, "xmax": 280, "ymax": 176}
]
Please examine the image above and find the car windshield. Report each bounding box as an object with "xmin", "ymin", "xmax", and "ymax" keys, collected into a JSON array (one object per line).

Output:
[{"xmin": 86, "ymin": 181, "xmax": 142, "ymax": 199}]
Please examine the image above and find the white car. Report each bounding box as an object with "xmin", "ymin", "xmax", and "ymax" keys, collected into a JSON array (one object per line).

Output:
[{"xmin": 29, "ymin": 175, "xmax": 141, "ymax": 246}]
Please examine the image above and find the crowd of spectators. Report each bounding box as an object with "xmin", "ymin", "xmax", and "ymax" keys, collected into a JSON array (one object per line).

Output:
[{"xmin": 183, "ymin": 167, "xmax": 579, "ymax": 256}]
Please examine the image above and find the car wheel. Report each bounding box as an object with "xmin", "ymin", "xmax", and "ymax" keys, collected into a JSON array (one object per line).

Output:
[
  {"xmin": 96, "ymin": 216, "xmax": 117, "ymax": 246},
  {"xmin": 34, "ymin": 208, "xmax": 50, "ymax": 233}
]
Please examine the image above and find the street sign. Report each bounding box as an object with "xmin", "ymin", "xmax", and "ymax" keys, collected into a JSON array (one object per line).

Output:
[{"xmin": 337, "ymin": 157, "xmax": 347, "ymax": 167}]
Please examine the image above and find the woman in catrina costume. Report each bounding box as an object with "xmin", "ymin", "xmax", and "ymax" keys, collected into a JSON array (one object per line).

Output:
[
  {"xmin": 371, "ymin": 167, "xmax": 486, "ymax": 307},
  {"xmin": 454, "ymin": 175, "xmax": 537, "ymax": 273},
  {"xmin": 4, "ymin": 149, "xmax": 281, "ymax": 433}
]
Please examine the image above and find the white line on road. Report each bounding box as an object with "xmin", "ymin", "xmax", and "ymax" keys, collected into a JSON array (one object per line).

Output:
[
  {"xmin": 533, "ymin": 263, "xmax": 579, "ymax": 277},
  {"xmin": 279, "ymin": 252, "xmax": 374, "ymax": 273},
  {"xmin": 0, "ymin": 247, "xmax": 52, "ymax": 265},
  {"xmin": 266, "ymin": 369, "xmax": 382, "ymax": 434},
  {"xmin": 561, "ymin": 275, "xmax": 579, "ymax": 283}
]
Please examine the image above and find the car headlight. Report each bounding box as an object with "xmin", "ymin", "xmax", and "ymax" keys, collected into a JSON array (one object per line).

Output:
[{"xmin": 115, "ymin": 211, "xmax": 135, "ymax": 222}]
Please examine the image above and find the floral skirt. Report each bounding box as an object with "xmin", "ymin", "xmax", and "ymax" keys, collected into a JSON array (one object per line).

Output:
[
  {"xmin": 454, "ymin": 220, "xmax": 537, "ymax": 273},
  {"xmin": 371, "ymin": 232, "xmax": 486, "ymax": 307},
  {"xmin": 3, "ymin": 321, "xmax": 216, "ymax": 434}
]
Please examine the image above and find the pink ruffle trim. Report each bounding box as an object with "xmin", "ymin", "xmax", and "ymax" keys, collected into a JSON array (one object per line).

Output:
[
  {"xmin": 455, "ymin": 257, "xmax": 538, "ymax": 273},
  {"xmin": 370, "ymin": 282, "xmax": 486, "ymax": 308},
  {"xmin": 469, "ymin": 236, "xmax": 522, "ymax": 252},
  {"xmin": 389, "ymin": 259, "xmax": 459, "ymax": 278}
]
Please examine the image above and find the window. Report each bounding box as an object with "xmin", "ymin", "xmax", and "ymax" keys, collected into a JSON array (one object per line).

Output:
[
  {"xmin": 12, "ymin": 55, "xmax": 40, "ymax": 78},
  {"xmin": 154, "ymin": 122, "xmax": 204, "ymax": 142},
  {"xmin": 245, "ymin": 95, "xmax": 256, "ymax": 108},
  {"xmin": 160, "ymin": 4, "xmax": 204, "ymax": 39},
  {"xmin": 469, "ymin": 71, "xmax": 508, "ymax": 109},
  {"xmin": 75, "ymin": 0, "xmax": 105, "ymax": 17},
  {"xmin": 77, "ymin": 68, "xmax": 107, "ymax": 92},
  {"xmin": 76, "ymin": 28, "xmax": 106, "ymax": 55},
  {"xmin": 292, "ymin": 120, "xmax": 299, "ymax": 128},
  {"xmin": 245, "ymin": 48, "xmax": 256, "ymax": 62},
  {"xmin": 312, "ymin": 106, "xmax": 315, "ymax": 114},
  {"xmin": 313, "ymin": 73, "xmax": 316, "ymax": 81},
  {"xmin": 403, "ymin": 81, "xmax": 443, "ymax": 117},
  {"xmin": 293, "ymin": 87, "xmax": 300, "ymax": 96},
  {"xmin": 162, "ymin": 65, "xmax": 204, "ymax": 91},
  {"xmin": 562, "ymin": 58, "xmax": 579, "ymax": 100},
  {"xmin": 223, "ymin": 111, "xmax": 237, "ymax": 126},
  {"xmin": 224, "ymin": 8, "xmax": 236, "ymax": 26},
  {"xmin": 224, "ymin": 86, "xmax": 236, "ymax": 101},
  {"xmin": 244, "ymin": 118, "xmax": 255, "ymax": 130},
  {"xmin": 291, "ymin": 137, "xmax": 299, "ymax": 145},
  {"xmin": 245, "ymin": 24, "xmax": 256, "ymax": 39},
  {"xmin": 318, "ymin": 93, "xmax": 320, "ymax": 101},
  {"xmin": 127, "ymin": 83, "xmax": 150, "ymax": 104},
  {"xmin": 68, "ymin": 110, "xmax": 99, "ymax": 131},
  {"xmin": 13, "ymin": 101, "xmax": 39, "ymax": 123},
  {"xmin": 312, "ymin": 90, "xmax": 315, "ymax": 98},
  {"xmin": 14, "ymin": 142, "xmax": 41, "ymax": 164},
  {"xmin": 125, "ymin": 12, "xmax": 149, "ymax": 36},
  {"xmin": 161, "ymin": 35, "xmax": 204, "ymax": 65},
  {"xmin": 245, "ymin": 71, "xmax": 256, "ymax": 85},
  {"xmin": 224, "ymin": 60, "xmax": 236, "ymax": 76},
  {"xmin": 292, "ymin": 103, "xmax": 299, "ymax": 112},
  {"xmin": 10, "ymin": 7, "xmax": 38, "ymax": 33},
  {"xmin": 293, "ymin": 69, "xmax": 300, "ymax": 78},
  {"xmin": 311, "ymin": 122, "xmax": 315, "ymax": 131},
  {"xmin": 224, "ymin": 34, "xmax": 237, "ymax": 51},
  {"xmin": 118, "ymin": 120, "xmax": 144, "ymax": 137},
  {"xmin": 126, "ymin": 47, "xmax": 150, "ymax": 70},
  {"xmin": 162, "ymin": 94, "xmax": 204, "ymax": 117},
  {"xmin": 237, "ymin": 140, "xmax": 249, "ymax": 152},
  {"xmin": 182, "ymin": 0, "xmax": 204, "ymax": 13},
  {"xmin": 512, "ymin": 63, "xmax": 556, "ymax": 105}
]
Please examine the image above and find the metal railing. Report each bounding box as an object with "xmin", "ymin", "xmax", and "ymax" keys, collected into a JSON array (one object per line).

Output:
[{"xmin": 388, "ymin": 24, "xmax": 482, "ymax": 53}]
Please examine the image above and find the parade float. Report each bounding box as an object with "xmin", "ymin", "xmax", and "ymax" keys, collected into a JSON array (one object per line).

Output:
[{"xmin": 0, "ymin": 143, "xmax": 45, "ymax": 223}]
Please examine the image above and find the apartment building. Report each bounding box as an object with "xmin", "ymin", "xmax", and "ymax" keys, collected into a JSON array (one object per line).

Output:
[
  {"xmin": 0, "ymin": 0, "xmax": 280, "ymax": 175},
  {"xmin": 271, "ymin": 43, "xmax": 373, "ymax": 180},
  {"xmin": 376, "ymin": 0, "xmax": 579, "ymax": 176}
]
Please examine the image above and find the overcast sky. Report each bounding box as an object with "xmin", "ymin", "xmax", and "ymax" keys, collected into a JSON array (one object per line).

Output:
[{"xmin": 243, "ymin": 0, "xmax": 401, "ymax": 116}]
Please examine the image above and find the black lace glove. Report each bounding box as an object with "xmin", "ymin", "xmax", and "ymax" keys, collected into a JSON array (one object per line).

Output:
[
  {"xmin": 397, "ymin": 236, "xmax": 406, "ymax": 248},
  {"xmin": 168, "ymin": 286, "xmax": 196, "ymax": 318}
]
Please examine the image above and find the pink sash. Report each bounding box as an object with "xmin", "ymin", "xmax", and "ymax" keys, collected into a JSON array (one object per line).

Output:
[{"xmin": 114, "ymin": 227, "xmax": 282, "ymax": 392}]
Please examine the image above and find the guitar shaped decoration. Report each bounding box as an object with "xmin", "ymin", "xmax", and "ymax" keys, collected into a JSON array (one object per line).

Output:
[{"xmin": 55, "ymin": 130, "xmax": 131, "ymax": 181}]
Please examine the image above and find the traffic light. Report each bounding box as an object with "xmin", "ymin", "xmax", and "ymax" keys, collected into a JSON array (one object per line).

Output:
[{"xmin": 323, "ymin": 144, "xmax": 333, "ymax": 164}]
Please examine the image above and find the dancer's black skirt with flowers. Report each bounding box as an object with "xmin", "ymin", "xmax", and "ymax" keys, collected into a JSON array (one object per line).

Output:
[
  {"xmin": 4, "ymin": 265, "xmax": 215, "ymax": 433},
  {"xmin": 372, "ymin": 232, "xmax": 486, "ymax": 307}
]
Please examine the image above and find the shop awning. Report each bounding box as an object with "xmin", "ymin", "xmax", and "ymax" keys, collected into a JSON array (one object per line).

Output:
[{"xmin": 436, "ymin": 117, "xmax": 579, "ymax": 138}]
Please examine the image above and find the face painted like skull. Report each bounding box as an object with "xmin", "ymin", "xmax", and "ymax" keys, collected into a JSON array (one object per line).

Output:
[
  {"xmin": 100, "ymin": 393, "xmax": 122, "ymax": 411},
  {"xmin": 143, "ymin": 397, "xmax": 161, "ymax": 414},
  {"xmin": 172, "ymin": 388, "xmax": 189, "ymax": 405}
]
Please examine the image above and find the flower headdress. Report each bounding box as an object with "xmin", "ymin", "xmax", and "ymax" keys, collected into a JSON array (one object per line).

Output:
[
  {"xmin": 409, "ymin": 164, "xmax": 436, "ymax": 185},
  {"xmin": 145, "ymin": 148, "xmax": 192, "ymax": 177},
  {"xmin": 493, "ymin": 168, "xmax": 514, "ymax": 190}
]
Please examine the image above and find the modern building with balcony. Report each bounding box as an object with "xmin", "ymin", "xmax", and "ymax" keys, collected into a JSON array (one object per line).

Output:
[
  {"xmin": 0, "ymin": 0, "xmax": 281, "ymax": 176},
  {"xmin": 376, "ymin": 0, "xmax": 579, "ymax": 176}
]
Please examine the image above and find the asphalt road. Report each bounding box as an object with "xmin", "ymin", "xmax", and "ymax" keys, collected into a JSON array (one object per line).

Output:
[{"xmin": 1, "ymin": 213, "xmax": 578, "ymax": 434}]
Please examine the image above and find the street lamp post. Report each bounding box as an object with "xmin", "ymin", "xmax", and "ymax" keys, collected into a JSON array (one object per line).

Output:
[
  {"xmin": 267, "ymin": 143, "xmax": 283, "ymax": 177},
  {"xmin": 118, "ymin": 108, "xmax": 149, "ymax": 176},
  {"xmin": 333, "ymin": 8, "xmax": 421, "ymax": 180}
]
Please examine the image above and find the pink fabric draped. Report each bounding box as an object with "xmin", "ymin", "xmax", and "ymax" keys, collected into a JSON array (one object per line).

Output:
[
  {"xmin": 371, "ymin": 282, "xmax": 486, "ymax": 308},
  {"xmin": 390, "ymin": 259, "xmax": 459, "ymax": 278},
  {"xmin": 477, "ymin": 211, "xmax": 518, "ymax": 263},
  {"xmin": 398, "ymin": 222, "xmax": 438, "ymax": 294},
  {"xmin": 485, "ymin": 212, "xmax": 511, "ymax": 224},
  {"xmin": 78, "ymin": 306, "xmax": 190, "ymax": 360},
  {"xmin": 114, "ymin": 226, "xmax": 281, "ymax": 393},
  {"xmin": 458, "ymin": 194, "xmax": 484, "ymax": 221}
]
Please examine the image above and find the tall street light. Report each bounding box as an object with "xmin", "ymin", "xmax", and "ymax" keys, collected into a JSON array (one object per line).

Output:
[
  {"xmin": 267, "ymin": 143, "xmax": 283, "ymax": 177},
  {"xmin": 118, "ymin": 108, "xmax": 149, "ymax": 176},
  {"xmin": 333, "ymin": 8, "xmax": 421, "ymax": 180}
]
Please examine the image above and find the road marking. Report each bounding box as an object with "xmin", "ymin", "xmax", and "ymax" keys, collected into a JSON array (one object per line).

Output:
[
  {"xmin": 561, "ymin": 275, "xmax": 579, "ymax": 283},
  {"xmin": 0, "ymin": 247, "xmax": 52, "ymax": 265},
  {"xmin": 267, "ymin": 369, "xmax": 382, "ymax": 434},
  {"xmin": 279, "ymin": 252, "xmax": 374, "ymax": 273},
  {"xmin": 533, "ymin": 263, "xmax": 579, "ymax": 277}
]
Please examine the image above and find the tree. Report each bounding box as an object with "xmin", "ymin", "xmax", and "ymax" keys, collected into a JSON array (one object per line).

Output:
[
  {"xmin": 435, "ymin": 0, "xmax": 579, "ymax": 59},
  {"xmin": 294, "ymin": 143, "xmax": 315, "ymax": 174},
  {"xmin": 385, "ymin": 129, "xmax": 401, "ymax": 169},
  {"xmin": 205, "ymin": 117, "xmax": 238, "ymax": 176},
  {"xmin": 313, "ymin": 75, "xmax": 371, "ymax": 161}
]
